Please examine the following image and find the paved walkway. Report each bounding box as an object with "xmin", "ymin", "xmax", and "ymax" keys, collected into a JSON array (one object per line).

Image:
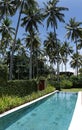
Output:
[{"xmin": 68, "ymin": 92, "xmax": 82, "ymax": 130}]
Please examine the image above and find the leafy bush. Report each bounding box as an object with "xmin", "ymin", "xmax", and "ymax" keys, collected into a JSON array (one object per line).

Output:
[
  {"xmin": 60, "ymin": 79, "xmax": 72, "ymax": 89},
  {"xmin": 70, "ymin": 75, "xmax": 82, "ymax": 88},
  {"xmin": 0, "ymin": 80, "xmax": 37, "ymax": 96},
  {"xmin": 0, "ymin": 64, "xmax": 8, "ymax": 85}
]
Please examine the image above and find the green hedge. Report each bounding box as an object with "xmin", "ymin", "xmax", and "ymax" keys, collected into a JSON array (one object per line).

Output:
[
  {"xmin": 0, "ymin": 80, "xmax": 37, "ymax": 96},
  {"xmin": 0, "ymin": 64, "xmax": 8, "ymax": 85}
]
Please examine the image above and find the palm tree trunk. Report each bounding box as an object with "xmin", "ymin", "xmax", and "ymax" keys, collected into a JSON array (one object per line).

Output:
[
  {"xmin": 36, "ymin": 51, "xmax": 38, "ymax": 78},
  {"xmin": 62, "ymin": 62, "xmax": 63, "ymax": 72},
  {"xmin": 54, "ymin": 27, "xmax": 60, "ymax": 90},
  {"xmin": 65, "ymin": 62, "xmax": 66, "ymax": 72},
  {"xmin": 76, "ymin": 39, "xmax": 78, "ymax": 78},
  {"xmin": 9, "ymin": 0, "xmax": 24, "ymax": 80},
  {"xmin": 29, "ymin": 42, "xmax": 32, "ymax": 79}
]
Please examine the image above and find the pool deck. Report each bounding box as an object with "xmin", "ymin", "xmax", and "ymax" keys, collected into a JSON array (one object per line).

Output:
[{"xmin": 68, "ymin": 92, "xmax": 82, "ymax": 130}]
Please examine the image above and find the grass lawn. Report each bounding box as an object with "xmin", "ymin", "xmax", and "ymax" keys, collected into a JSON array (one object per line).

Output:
[{"xmin": 62, "ymin": 88, "xmax": 82, "ymax": 92}]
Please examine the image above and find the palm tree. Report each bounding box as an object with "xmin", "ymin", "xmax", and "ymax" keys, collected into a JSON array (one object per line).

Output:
[
  {"xmin": 0, "ymin": 18, "xmax": 15, "ymax": 39},
  {"xmin": 21, "ymin": 3, "xmax": 42, "ymax": 79},
  {"xmin": 44, "ymin": 32, "xmax": 62, "ymax": 77},
  {"xmin": 0, "ymin": 0, "xmax": 26, "ymax": 79},
  {"xmin": 70, "ymin": 53, "xmax": 82, "ymax": 74},
  {"xmin": 44, "ymin": 32, "xmax": 57, "ymax": 64},
  {"xmin": 9, "ymin": 0, "xmax": 39, "ymax": 79},
  {"xmin": 23, "ymin": 31, "xmax": 41, "ymax": 79},
  {"xmin": 9, "ymin": 0, "xmax": 25, "ymax": 80},
  {"xmin": 43, "ymin": 0, "xmax": 68, "ymax": 87},
  {"xmin": 60, "ymin": 41, "xmax": 73, "ymax": 72},
  {"xmin": 0, "ymin": 18, "xmax": 15, "ymax": 77},
  {"xmin": 0, "ymin": 0, "xmax": 16, "ymax": 20},
  {"xmin": 65, "ymin": 17, "xmax": 82, "ymax": 77},
  {"xmin": 0, "ymin": 18, "xmax": 15, "ymax": 54}
]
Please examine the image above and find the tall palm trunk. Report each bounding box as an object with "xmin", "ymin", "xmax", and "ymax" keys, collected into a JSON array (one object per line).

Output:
[
  {"xmin": 76, "ymin": 40, "xmax": 78, "ymax": 77},
  {"xmin": 65, "ymin": 55, "xmax": 67, "ymax": 72},
  {"xmin": 62, "ymin": 61, "xmax": 64, "ymax": 72},
  {"xmin": 65, "ymin": 62, "xmax": 67, "ymax": 72},
  {"xmin": 54, "ymin": 27, "xmax": 60, "ymax": 90},
  {"xmin": 36, "ymin": 53, "xmax": 38, "ymax": 78},
  {"xmin": 29, "ymin": 42, "xmax": 32, "ymax": 79},
  {"xmin": 9, "ymin": 0, "xmax": 24, "ymax": 80}
]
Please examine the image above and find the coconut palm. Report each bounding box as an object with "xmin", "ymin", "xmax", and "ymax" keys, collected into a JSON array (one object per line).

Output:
[
  {"xmin": 44, "ymin": 32, "xmax": 62, "ymax": 77},
  {"xmin": 65, "ymin": 17, "xmax": 82, "ymax": 76},
  {"xmin": 70, "ymin": 53, "xmax": 82, "ymax": 74},
  {"xmin": 23, "ymin": 30, "xmax": 41, "ymax": 79},
  {"xmin": 60, "ymin": 41, "xmax": 73, "ymax": 72},
  {"xmin": 9, "ymin": 0, "xmax": 25, "ymax": 80},
  {"xmin": 44, "ymin": 32, "xmax": 57, "ymax": 64},
  {"xmin": 0, "ymin": 18, "xmax": 15, "ymax": 56},
  {"xmin": 21, "ymin": 8, "xmax": 42, "ymax": 33},
  {"xmin": 9, "ymin": 0, "xmax": 39, "ymax": 80},
  {"xmin": 0, "ymin": 0, "xmax": 17, "ymax": 20},
  {"xmin": 21, "ymin": 3, "xmax": 42, "ymax": 79},
  {"xmin": 0, "ymin": 18, "xmax": 15, "ymax": 39},
  {"xmin": 43, "ymin": 0, "xmax": 68, "ymax": 87}
]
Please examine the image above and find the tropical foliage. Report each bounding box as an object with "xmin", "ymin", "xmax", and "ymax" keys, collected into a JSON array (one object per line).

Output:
[{"xmin": 0, "ymin": 0, "xmax": 82, "ymax": 84}]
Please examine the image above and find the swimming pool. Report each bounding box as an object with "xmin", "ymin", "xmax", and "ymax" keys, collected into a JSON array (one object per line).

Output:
[{"xmin": 0, "ymin": 92, "xmax": 77, "ymax": 130}]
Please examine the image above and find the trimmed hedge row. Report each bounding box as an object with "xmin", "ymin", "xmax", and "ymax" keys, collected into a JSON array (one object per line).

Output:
[{"xmin": 0, "ymin": 80, "xmax": 37, "ymax": 96}]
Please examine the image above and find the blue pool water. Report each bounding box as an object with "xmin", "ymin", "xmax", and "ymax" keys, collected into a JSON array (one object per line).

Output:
[{"xmin": 0, "ymin": 92, "xmax": 77, "ymax": 130}]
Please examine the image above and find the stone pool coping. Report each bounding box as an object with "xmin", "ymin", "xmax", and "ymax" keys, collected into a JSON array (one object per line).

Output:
[
  {"xmin": 68, "ymin": 91, "xmax": 82, "ymax": 130},
  {"xmin": 0, "ymin": 90, "xmax": 58, "ymax": 118}
]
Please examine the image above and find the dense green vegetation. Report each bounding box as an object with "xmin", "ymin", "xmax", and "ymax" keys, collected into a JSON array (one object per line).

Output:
[
  {"xmin": 0, "ymin": 0, "xmax": 82, "ymax": 80},
  {"xmin": 0, "ymin": 84, "xmax": 55, "ymax": 114}
]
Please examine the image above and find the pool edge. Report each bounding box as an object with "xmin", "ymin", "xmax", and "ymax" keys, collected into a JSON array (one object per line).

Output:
[
  {"xmin": 0, "ymin": 90, "xmax": 58, "ymax": 118},
  {"xmin": 68, "ymin": 91, "xmax": 82, "ymax": 130}
]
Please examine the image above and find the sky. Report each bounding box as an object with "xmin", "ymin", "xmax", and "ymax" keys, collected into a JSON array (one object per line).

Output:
[{"xmin": 13, "ymin": 0, "xmax": 82, "ymax": 73}]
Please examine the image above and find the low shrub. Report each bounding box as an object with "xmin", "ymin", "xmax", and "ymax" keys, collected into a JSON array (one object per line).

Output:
[
  {"xmin": 70, "ymin": 75, "xmax": 82, "ymax": 88},
  {"xmin": 60, "ymin": 79, "xmax": 72, "ymax": 89}
]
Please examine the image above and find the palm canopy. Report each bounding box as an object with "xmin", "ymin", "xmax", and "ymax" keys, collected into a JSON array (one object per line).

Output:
[
  {"xmin": 65, "ymin": 17, "xmax": 82, "ymax": 41},
  {"xmin": 24, "ymin": 0, "xmax": 39, "ymax": 9},
  {"xmin": 0, "ymin": 0, "xmax": 17, "ymax": 19},
  {"xmin": 60, "ymin": 41, "xmax": 73, "ymax": 56},
  {"xmin": 23, "ymin": 31, "xmax": 41, "ymax": 49},
  {"xmin": 43, "ymin": 0, "xmax": 68, "ymax": 29},
  {"xmin": 70, "ymin": 53, "xmax": 82, "ymax": 69},
  {"xmin": 44, "ymin": 32, "xmax": 56, "ymax": 58},
  {"xmin": 44, "ymin": 32, "xmax": 61, "ymax": 63},
  {"xmin": 21, "ymin": 2, "xmax": 43, "ymax": 33},
  {"xmin": 77, "ymin": 39, "xmax": 82, "ymax": 50},
  {"xmin": 0, "ymin": 18, "xmax": 15, "ymax": 40}
]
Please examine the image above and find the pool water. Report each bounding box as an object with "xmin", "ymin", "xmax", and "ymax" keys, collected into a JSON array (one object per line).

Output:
[{"xmin": 0, "ymin": 92, "xmax": 77, "ymax": 130}]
